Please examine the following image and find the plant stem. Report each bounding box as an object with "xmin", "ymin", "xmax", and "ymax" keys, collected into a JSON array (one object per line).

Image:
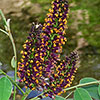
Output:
[
  {"xmin": 0, "ymin": 28, "xmax": 9, "ymax": 36},
  {"xmin": 0, "ymin": 10, "xmax": 17, "ymax": 100},
  {"xmin": 65, "ymin": 91, "xmax": 73, "ymax": 99},
  {"xmin": 0, "ymin": 70, "xmax": 25, "ymax": 95},
  {"xmin": 21, "ymin": 89, "xmax": 32, "ymax": 100},
  {"xmin": 65, "ymin": 80, "xmax": 100, "ymax": 91},
  {"xmin": 8, "ymin": 29, "xmax": 17, "ymax": 100}
]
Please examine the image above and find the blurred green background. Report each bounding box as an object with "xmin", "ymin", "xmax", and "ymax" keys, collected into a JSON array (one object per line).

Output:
[{"xmin": 0, "ymin": 0, "xmax": 100, "ymax": 85}]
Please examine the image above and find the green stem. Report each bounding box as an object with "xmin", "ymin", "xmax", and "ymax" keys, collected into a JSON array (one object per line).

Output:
[
  {"xmin": 8, "ymin": 29, "xmax": 17, "ymax": 100},
  {"xmin": 0, "ymin": 10, "xmax": 17, "ymax": 100},
  {"xmin": 65, "ymin": 80, "xmax": 100, "ymax": 91},
  {"xmin": 0, "ymin": 9, "xmax": 7, "ymax": 28},
  {"xmin": 0, "ymin": 28, "xmax": 9, "ymax": 36},
  {"xmin": 65, "ymin": 91, "xmax": 73, "ymax": 99},
  {"xmin": 21, "ymin": 89, "xmax": 32, "ymax": 100},
  {"xmin": 0, "ymin": 70, "xmax": 25, "ymax": 95}
]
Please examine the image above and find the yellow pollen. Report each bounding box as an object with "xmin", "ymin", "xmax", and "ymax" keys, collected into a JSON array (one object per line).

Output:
[
  {"xmin": 25, "ymin": 40, "xmax": 28, "ymax": 43},
  {"xmin": 23, "ymin": 44, "xmax": 26, "ymax": 47},
  {"xmin": 62, "ymin": 3, "xmax": 64, "ymax": 7},
  {"xmin": 25, "ymin": 86, "xmax": 27, "ymax": 88},
  {"xmin": 60, "ymin": 13, "xmax": 62, "ymax": 16},
  {"xmin": 32, "ymin": 77, "xmax": 35, "ymax": 80},
  {"xmin": 24, "ymin": 77, "xmax": 26, "ymax": 81},
  {"xmin": 30, "ymin": 60, "xmax": 33, "ymax": 63},
  {"xmin": 27, "ymin": 73, "xmax": 30, "ymax": 76},
  {"xmin": 39, "ymin": 66, "xmax": 42, "ymax": 70},
  {"xmin": 45, "ymin": 94, "xmax": 48, "ymax": 97},
  {"xmin": 54, "ymin": 43, "xmax": 56, "ymax": 47},
  {"xmin": 32, "ymin": 87, "xmax": 35, "ymax": 90},
  {"xmin": 55, "ymin": 13, "xmax": 58, "ymax": 17},
  {"xmin": 36, "ymin": 61, "xmax": 39, "ymax": 63},
  {"xmin": 35, "ymin": 53, "xmax": 38, "ymax": 57},
  {"xmin": 36, "ymin": 79, "xmax": 39, "ymax": 84},
  {"xmin": 36, "ymin": 73, "xmax": 39, "ymax": 76},
  {"xmin": 57, "ymin": 92, "xmax": 61, "ymax": 95},
  {"xmin": 24, "ymin": 52, "xmax": 27, "ymax": 55},
  {"xmin": 20, "ymin": 50, "xmax": 24, "ymax": 54},
  {"xmin": 54, "ymin": 88, "xmax": 56, "ymax": 91},
  {"xmin": 43, "ymin": 27, "xmax": 45, "ymax": 30},
  {"xmin": 32, "ymin": 48, "xmax": 34, "ymax": 52},
  {"xmin": 21, "ymin": 59, "xmax": 24, "ymax": 62},
  {"xmin": 57, "ymin": 4, "xmax": 59, "ymax": 7},
  {"xmin": 67, "ymin": 79, "xmax": 70, "ymax": 82},
  {"xmin": 59, "ymin": 8, "xmax": 61, "ymax": 12},
  {"xmin": 22, "ymin": 55, "xmax": 25, "ymax": 58}
]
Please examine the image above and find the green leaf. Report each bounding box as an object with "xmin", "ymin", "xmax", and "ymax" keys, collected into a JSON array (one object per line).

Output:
[
  {"xmin": 80, "ymin": 77, "xmax": 97, "ymax": 84},
  {"xmin": 55, "ymin": 95, "xmax": 66, "ymax": 100},
  {"xmin": 0, "ymin": 77, "xmax": 12, "ymax": 100},
  {"xmin": 66, "ymin": 99, "xmax": 73, "ymax": 100},
  {"xmin": 11, "ymin": 56, "xmax": 16, "ymax": 68},
  {"xmin": 74, "ymin": 88, "xmax": 92, "ymax": 100},
  {"xmin": 0, "ymin": 10, "xmax": 7, "ymax": 28},
  {"xmin": 80, "ymin": 77, "xmax": 100, "ymax": 100},
  {"xmin": 98, "ymin": 85, "xmax": 100, "ymax": 96}
]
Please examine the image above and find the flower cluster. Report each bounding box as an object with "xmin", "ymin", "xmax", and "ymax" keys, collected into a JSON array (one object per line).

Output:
[{"xmin": 17, "ymin": 0, "xmax": 79, "ymax": 99}]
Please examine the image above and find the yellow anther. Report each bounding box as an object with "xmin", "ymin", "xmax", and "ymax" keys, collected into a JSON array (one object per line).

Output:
[
  {"xmin": 51, "ymin": 5, "xmax": 54, "ymax": 8},
  {"xmin": 35, "ymin": 53, "xmax": 38, "ymax": 57},
  {"xmin": 60, "ymin": 13, "xmax": 62, "ymax": 16},
  {"xmin": 25, "ymin": 40, "xmax": 28, "ymax": 43},
  {"xmin": 23, "ymin": 44, "xmax": 26, "ymax": 47},
  {"xmin": 24, "ymin": 52, "xmax": 27, "ymax": 55},
  {"xmin": 50, "ymin": 30, "xmax": 53, "ymax": 33},
  {"xmin": 20, "ymin": 50, "xmax": 24, "ymax": 54},
  {"xmin": 51, "ymin": 83, "xmax": 55, "ymax": 87},
  {"xmin": 57, "ymin": 92, "xmax": 61, "ymax": 96},
  {"xmin": 67, "ymin": 79, "xmax": 70, "ymax": 82},
  {"xmin": 22, "ymin": 55, "xmax": 25, "ymax": 58},
  {"xmin": 62, "ymin": 3, "xmax": 64, "ymax": 7},
  {"xmin": 55, "ymin": 13, "xmax": 58, "ymax": 17},
  {"xmin": 54, "ymin": 43, "xmax": 56, "ymax": 47},
  {"xmin": 39, "ymin": 66, "xmax": 42, "ymax": 70},
  {"xmin": 25, "ymin": 62, "xmax": 28, "ymax": 66},
  {"xmin": 59, "ymin": 8, "xmax": 61, "ymax": 12},
  {"xmin": 28, "ymin": 73, "xmax": 30, "ymax": 76},
  {"xmin": 43, "ymin": 27, "xmax": 45, "ymax": 30},
  {"xmin": 30, "ymin": 60, "xmax": 33, "ymax": 63},
  {"xmin": 32, "ymin": 77, "xmax": 35, "ymax": 80},
  {"xmin": 24, "ymin": 77, "xmax": 26, "ymax": 81},
  {"xmin": 36, "ymin": 61, "xmax": 39, "ymax": 63},
  {"xmin": 25, "ymin": 86, "xmax": 27, "ymax": 88},
  {"xmin": 57, "ymin": 4, "xmax": 59, "ymax": 7},
  {"xmin": 41, "ymin": 57, "xmax": 44, "ymax": 61},
  {"xmin": 32, "ymin": 48, "xmax": 34, "ymax": 52},
  {"xmin": 36, "ymin": 79, "xmax": 39, "ymax": 84},
  {"xmin": 21, "ymin": 59, "xmax": 24, "ymax": 62},
  {"xmin": 59, "ymin": 18, "xmax": 62, "ymax": 22},
  {"xmin": 54, "ymin": 88, "xmax": 56, "ymax": 91},
  {"xmin": 36, "ymin": 73, "xmax": 39, "ymax": 76},
  {"xmin": 45, "ymin": 94, "xmax": 48, "ymax": 97},
  {"xmin": 32, "ymin": 87, "xmax": 35, "ymax": 90}
]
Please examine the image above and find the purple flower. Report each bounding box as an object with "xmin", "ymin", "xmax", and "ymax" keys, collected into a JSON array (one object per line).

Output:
[{"xmin": 17, "ymin": 0, "xmax": 79, "ymax": 98}]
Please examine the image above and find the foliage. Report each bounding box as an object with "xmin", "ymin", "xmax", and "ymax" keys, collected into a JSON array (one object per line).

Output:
[
  {"xmin": 0, "ymin": 77, "xmax": 12, "ymax": 100},
  {"xmin": 69, "ymin": 0, "xmax": 100, "ymax": 47}
]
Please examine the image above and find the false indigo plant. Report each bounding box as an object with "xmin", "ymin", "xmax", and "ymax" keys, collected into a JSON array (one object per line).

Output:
[
  {"xmin": 17, "ymin": 0, "xmax": 78, "ymax": 99},
  {"xmin": 1, "ymin": 0, "xmax": 100, "ymax": 100}
]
